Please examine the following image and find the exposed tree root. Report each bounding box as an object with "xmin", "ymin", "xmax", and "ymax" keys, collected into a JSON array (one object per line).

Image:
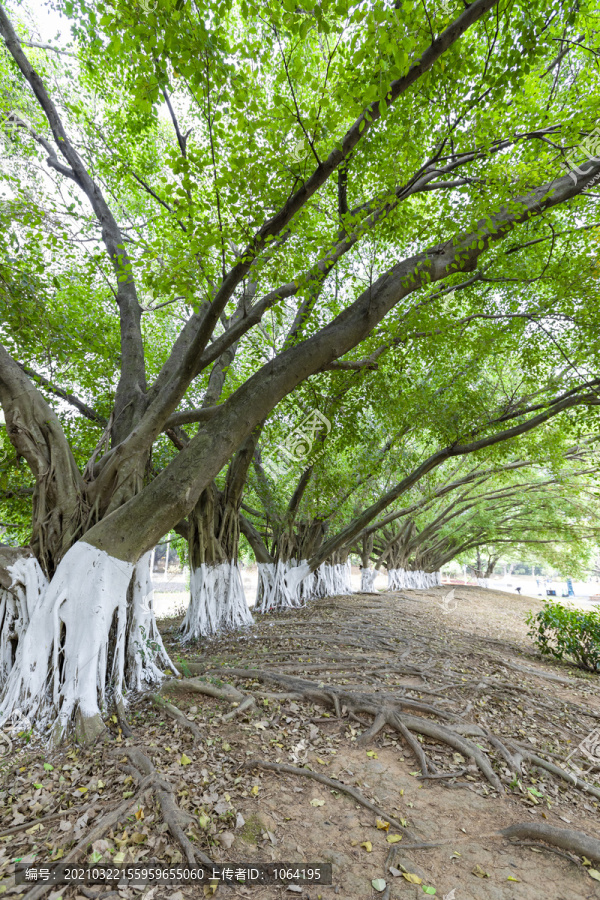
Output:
[
  {"xmin": 122, "ymin": 747, "xmax": 214, "ymax": 867},
  {"xmin": 150, "ymin": 693, "xmax": 202, "ymax": 739},
  {"xmin": 23, "ymin": 778, "xmax": 156, "ymax": 900},
  {"xmin": 212, "ymin": 667, "xmax": 504, "ymax": 793},
  {"xmin": 504, "ymin": 740, "xmax": 600, "ymax": 801},
  {"xmin": 501, "ymin": 822, "xmax": 600, "ymax": 864},
  {"xmin": 244, "ymin": 758, "xmax": 418, "ymax": 839}
]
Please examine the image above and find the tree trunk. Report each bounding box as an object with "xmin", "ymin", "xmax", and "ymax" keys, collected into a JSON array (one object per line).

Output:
[
  {"xmin": 0, "ymin": 542, "xmax": 176, "ymax": 743},
  {"xmin": 256, "ymin": 519, "xmax": 326, "ymax": 611},
  {"xmin": 0, "ymin": 547, "xmax": 47, "ymax": 686},
  {"xmin": 180, "ymin": 483, "xmax": 252, "ymax": 640}
]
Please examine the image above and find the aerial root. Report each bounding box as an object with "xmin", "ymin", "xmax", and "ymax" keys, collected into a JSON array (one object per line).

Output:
[
  {"xmin": 244, "ymin": 758, "xmax": 418, "ymax": 840},
  {"xmin": 122, "ymin": 747, "xmax": 214, "ymax": 867},
  {"xmin": 150, "ymin": 693, "xmax": 202, "ymax": 739}
]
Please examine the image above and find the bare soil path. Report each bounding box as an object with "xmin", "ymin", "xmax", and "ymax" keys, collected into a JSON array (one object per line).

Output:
[{"xmin": 1, "ymin": 585, "xmax": 599, "ymax": 900}]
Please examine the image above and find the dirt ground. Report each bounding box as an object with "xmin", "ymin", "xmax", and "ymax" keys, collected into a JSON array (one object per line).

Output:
[{"xmin": 1, "ymin": 585, "xmax": 600, "ymax": 900}]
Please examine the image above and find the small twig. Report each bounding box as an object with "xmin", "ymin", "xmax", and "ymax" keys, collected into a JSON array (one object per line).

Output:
[
  {"xmin": 0, "ymin": 808, "xmax": 68, "ymax": 838},
  {"xmin": 417, "ymin": 768, "xmax": 466, "ymax": 780}
]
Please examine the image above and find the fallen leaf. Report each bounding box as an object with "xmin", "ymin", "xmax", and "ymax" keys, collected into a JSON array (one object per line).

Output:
[
  {"xmin": 422, "ymin": 888, "xmax": 436, "ymax": 895},
  {"xmin": 203, "ymin": 882, "xmax": 218, "ymax": 897},
  {"xmin": 360, "ymin": 841, "xmax": 372, "ymax": 852},
  {"xmin": 402, "ymin": 874, "xmax": 422, "ymax": 884},
  {"xmin": 389, "ymin": 867, "xmax": 402, "ymax": 877},
  {"xmin": 123, "ymin": 791, "xmax": 134, "ymax": 799},
  {"xmin": 507, "ymin": 876, "xmax": 521, "ymax": 882},
  {"xmin": 217, "ymin": 832, "xmax": 234, "ymax": 849},
  {"xmin": 135, "ymin": 808, "xmax": 144, "ymax": 821},
  {"xmin": 366, "ymin": 751, "xmax": 378, "ymax": 758},
  {"xmin": 582, "ymin": 857, "xmax": 592, "ymax": 867},
  {"xmin": 43, "ymin": 763, "xmax": 54, "ymax": 772},
  {"xmin": 251, "ymin": 785, "xmax": 259, "ymax": 796},
  {"xmin": 376, "ymin": 819, "xmax": 390, "ymax": 831},
  {"xmin": 310, "ymin": 799, "xmax": 325, "ymax": 807},
  {"xmin": 180, "ymin": 754, "xmax": 192, "ymax": 766},
  {"xmin": 386, "ymin": 834, "xmax": 402, "ymax": 844},
  {"xmin": 113, "ymin": 852, "xmax": 125, "ymax": 864},
  {"xmin": 472, "ymin": 865, "xmax": 489, "ymax": 878},
  {"xmin": 287, "ymin": 887, "xmax": 302, "ymax": 894},
  {"xmin": 372, "ymin": 879, "xmax": 386, "ymax": 892},
  {"xmin": 588, "ymin": 869, "xmax": 600, "ymax": 882}
]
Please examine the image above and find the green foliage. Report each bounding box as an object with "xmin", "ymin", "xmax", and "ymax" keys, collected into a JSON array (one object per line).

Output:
[{"xmin": 526, "ymin": 602, "xmax": 600, "ymax": 673}]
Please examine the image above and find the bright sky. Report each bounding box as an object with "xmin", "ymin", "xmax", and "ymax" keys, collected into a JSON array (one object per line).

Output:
[{"xmin": 21, "ymin": 0, "xmax": 72, "ymax": 47}]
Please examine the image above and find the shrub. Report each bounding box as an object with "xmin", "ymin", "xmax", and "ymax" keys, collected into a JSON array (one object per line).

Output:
[{"xmin": 526, "ymin": 602, "xmax": 600, "ymax": 673}]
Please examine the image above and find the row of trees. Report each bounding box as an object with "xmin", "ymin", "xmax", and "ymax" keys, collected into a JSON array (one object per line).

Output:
[{"xmin": 1, "ymin": 0, "xmax": 600, "ymax": 740}]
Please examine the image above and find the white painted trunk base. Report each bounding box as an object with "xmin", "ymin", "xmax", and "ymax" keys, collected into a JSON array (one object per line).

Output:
[
  {"xmin": 476, "ymin": 577, "xmax": 490, "ymax": 589},
  {"xmin": 127, "ymin": 551, "xmax": 177, "ymax": 690},
  {"xmin": 0, "ymin": 542, "xmax": 133, "ymax": 739},
  {"xmin": 360, "ymin": 567, "xmax": 377, "ymax": 593},
  {"xmin": 0, "ymin": 556, "xmax": 47, "ymax": 685},
  {"xmin": 0, "ymin": 543, "xmax": 177, "ymax": 739},
  {"xmin": 256, "ymin": 560, "xmax": 312, "ymax": 612},
  {"xmin": 181, "ymin": 561, "xmax": 253, "ymax": 640},
  {"xmin": 311, "ymin": 561, "xmax": 352, "ymax": 599},
  {"xmin": 388, "ymin": 569, "xmax": 441, "ymax": 591}
]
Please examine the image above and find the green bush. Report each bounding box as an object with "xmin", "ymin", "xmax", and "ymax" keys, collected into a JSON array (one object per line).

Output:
[{"xmin": 526, "ymin": 602, "xmax": 600, "ymax": 672}]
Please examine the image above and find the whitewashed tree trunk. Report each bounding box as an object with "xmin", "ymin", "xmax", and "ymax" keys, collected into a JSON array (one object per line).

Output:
[
  {"xmin": 0, "ymin": 543, "xmax": 178, "ymax": 743},
  {"xmin": 388, "ymin": 568, "xmax": 441, "ymax": 591},
  {"xmin": 180, "ymin": 560, "xmax": 253, "ymax": 640},
  {"xmin": 255, "ymin": 560, "xmax": 311, "ymax": 612},
  {"xmin": 126, "ymin": 551, "xmax": 176, "ymax": 690},
  {"xmin": 387, "ymin": 568, "xmax": 405, "ymax": 590},
  {"xmin": 0, "ymin": 556, "xmax": 47, "ymax": 685},
  {"xmin": 311, "ymin": 560, "xmax": 352, "ymax": 599},
  {"xmin": 360, "ymin": 567, "xmax": 377, "ymax": 593},
  {"xmin": 476, "ymin": 577, "xmax": 490, "ymax": 589},
  {"xmin": 0, "ymin": 542, "xmax": 134, "ymax": 743}
]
